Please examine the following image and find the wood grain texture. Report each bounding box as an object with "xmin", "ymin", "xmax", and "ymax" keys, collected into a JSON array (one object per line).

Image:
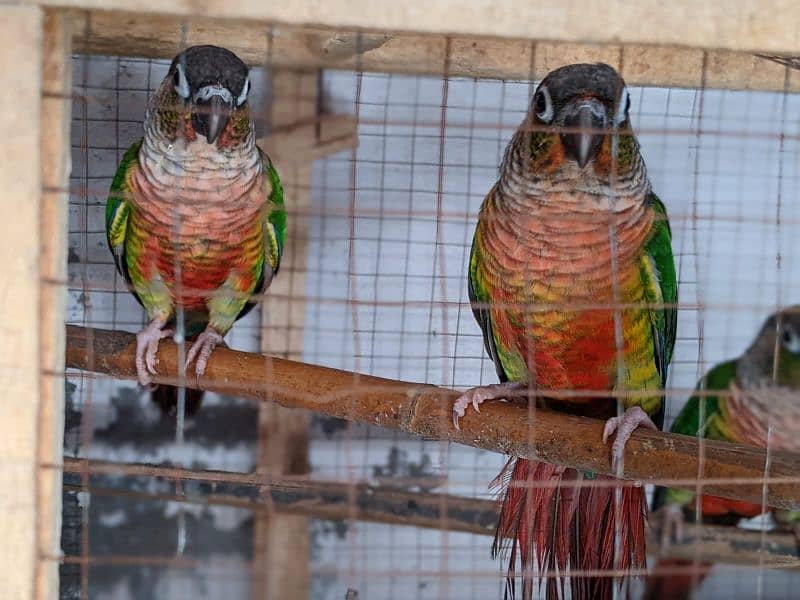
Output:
[
  {"xmin": 251, "ymin": 70, "xmax": 318, "ymax": 600},
  {"xmin": 68, "ymin": 12, "xmax": 800, "ymax": 92},
  {"xmin": 59, "ymin": 457, "xmax": 800, "ymax": 568},
  {"xmin": 37, "ymin": 12, "xmax": 71, "ymax": 600},
  {"xmin": 0, "ymin": 6, "xmax": 44, "ymax": 600},
  {"xmin": 66, "ymin": 325, "xmax": 800, "ymax": 511},
  {"xmin": 27, "ymin": 1, "xmax": 800, "ymax": 54}
]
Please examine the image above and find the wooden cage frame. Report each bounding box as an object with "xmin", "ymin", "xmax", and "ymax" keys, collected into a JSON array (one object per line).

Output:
[{"xmin": 2, "ymin": 1, "xmax": 799, "ymax": 598}]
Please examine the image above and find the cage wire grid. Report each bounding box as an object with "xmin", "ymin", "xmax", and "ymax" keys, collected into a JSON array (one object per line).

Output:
[{"xmin": 59, "ymin": 26, "xmax": 800, "ymax": 600}]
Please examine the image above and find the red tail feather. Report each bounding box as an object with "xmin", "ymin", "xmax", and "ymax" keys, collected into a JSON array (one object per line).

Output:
[
  {"xmin": 642, "ymin": 559, "xmax": 712, "ymax": 600},
  {"xmin": 493, "ymin": 457, "xmax": 648, "ymax": 600}
]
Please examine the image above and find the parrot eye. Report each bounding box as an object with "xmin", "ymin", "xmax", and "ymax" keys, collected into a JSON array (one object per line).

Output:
[
  {"xmin": 533, "ymin": 86, "xmax": 553, "ymax": 123},
  {"xmin": 236, "ymin": 77, "xmax": 250, "ymax": 106},
  {"xmin": 782, "ymin": 326, "xmax": 800, "ymax": 353},
  {"xmin": 614, "ymin": 87, "xmax": 631, "ymax": 125},
  {"xmin": 173, "ymin": 63, "xmax": 190, "ymax": 99}
]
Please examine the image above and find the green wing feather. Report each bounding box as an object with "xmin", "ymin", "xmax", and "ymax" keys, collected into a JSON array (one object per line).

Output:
[
  {"xmin": 263, "ymin": 151, "xmax": 286, "ymax": 275},
  {"xmin": 105, "ymin": 140, "xmax": 142, "ymax": 292},
  {"xmin": 235, "ymin": 150, "xmax": 286, "ymax": 322},
  {"xmin": 670, "ymin": 360, "xmax": 737, "ymax": 439},
  {"xmin": 642, "ymin": 191, "xmax": 678, "ymax": 387},
  {"xmin": 657, "ymin": 359, "xmax": 737, "ymax": 507},
  {"xmin": 468, "ymin": 228, "xmax": 508, "ymax": 383}
]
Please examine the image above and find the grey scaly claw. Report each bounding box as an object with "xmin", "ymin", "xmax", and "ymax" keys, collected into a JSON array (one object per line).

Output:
[
  {"xmin": 602, "ymin": 406, "xmax": 658, "ymax": 472},
  {"xmin": 134, "ymin": 318, "xmax": 172, "ymax": 386},
  {"xmin": 655, "ymin": 504, "xmax": 685, "ymax": 552},
  {"xmin": 185, "ymin": 327, "xmax": 224, "ymax": 377},
  {"xmin": 451, "ymin": 382, "xmax": 527, "ymax": 430}
]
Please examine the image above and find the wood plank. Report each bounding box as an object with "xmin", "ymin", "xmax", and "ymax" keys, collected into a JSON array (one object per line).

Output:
[
  {"xmin": 65, "ymin": 325, "xmax": 800, "ymax": 512},
  {"xmin": 258, "ymin": 113, "xmax": 357, "ymax": 167},
  {"xmin": 68, "ymin": 12, "xmax": 800, "ymax": 92},
  {"xmin": 26, "ymin": 1, "xmax": 800, "ymax": 54},
  {"xmin": 251, "ymin": 70, "xmax": 318, "ymax": 600},
  {"xmin": 37, "ymin": 12, "xmax": 72, "ymax": 600},
  {"xmin": 60, "ymin": 457, "xmax": 800, "ymax": 568},
  {"xmin": 0, "ymin": 6, "xmax": 45, "ymax": 600}
]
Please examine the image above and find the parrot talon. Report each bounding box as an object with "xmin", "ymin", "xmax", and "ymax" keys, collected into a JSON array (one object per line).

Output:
[
  {"xmin": 185, "ymin": 327, "xmax": 224, "ymax": 378},
  {"xmin": 134, "ymin": 318, "xmax": 173, "ymax": 386},
  {"xmin": 602, "ymin": 406, "xmax": 657, "ymax": 471},
  {"xmin": 451, "ymin": 382, "xmax": 527, "ymax": 430}
]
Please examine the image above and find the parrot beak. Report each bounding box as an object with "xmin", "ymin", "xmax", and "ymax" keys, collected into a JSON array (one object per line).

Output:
[
  {"xmin": 192, "ymin": 86, "xmax": 233, "ymax": 144},
  {"xmin": 560, "ymin": 98, "xmax": 607, "ymax": 169}
]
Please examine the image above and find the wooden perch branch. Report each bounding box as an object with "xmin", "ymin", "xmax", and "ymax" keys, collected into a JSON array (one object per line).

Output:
[
  {"xmin": 65, "ymin": 325, "xmax": 800, "ymax": 511},
  {"xmin": 60, "ymin": 457, "xmax": 800, "ymax": 568}
]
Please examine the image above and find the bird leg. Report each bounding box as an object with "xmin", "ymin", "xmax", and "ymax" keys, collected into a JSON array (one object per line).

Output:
[
  {"xmin": 135, "ymin": 316, "xmax": 174, "ymax": 386},
  {"xmin": 651, "ymin": 504, "xmax": 686, "ymax": 552},
  {"xmin": 452, "ymin": 382, "xmax": 527, "ymax": 429},
  {"xmin": 602, "ymin": 405, "xmax": 658, "ymax": 471},
  {"xmin": 185, "ymin": 326, "xmax": 225, "ymax": 377}
]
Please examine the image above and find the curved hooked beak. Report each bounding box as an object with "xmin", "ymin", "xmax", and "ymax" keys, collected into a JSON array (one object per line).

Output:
[
  {"xmin": 560, "ymin": 98, "xmax": 607, "ymax": 169},
  {"xmin": 192, "ymin": 85, "xmax": 233, "ymax": 144}
]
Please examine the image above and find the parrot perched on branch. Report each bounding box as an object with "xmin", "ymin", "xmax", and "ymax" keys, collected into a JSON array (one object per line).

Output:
[
  {"xmin": 452, "ymin": 63, "xmax": 677, "ymax": 600},
  {"xmin": 645, "ymin": 306, "xmax": 800, "ymax": 600},
  {"xmin": 105, "ymin": 45, "xmax": 286, "ymax": 415}
]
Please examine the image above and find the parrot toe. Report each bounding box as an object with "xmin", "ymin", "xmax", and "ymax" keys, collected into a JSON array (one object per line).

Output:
[
  {"xmin": 602, "ymin": 406, "xmax": 657, "ymax": 472},
  {"xmin": 186, "ymin": 327, "xmax": 224, "ymax": 377},
  {"xmin": 451, "ymin": 382, "xmax": 526, "ymax": 430},
  {"xmin": 653, "ymin": 504, "xmax": 685, "ymax": 552},
  {"xmin": 134, "ymin": 318, "xmax": 172, "ymax": 386}
]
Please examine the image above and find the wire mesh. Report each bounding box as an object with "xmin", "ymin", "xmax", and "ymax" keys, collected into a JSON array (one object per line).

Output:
[{"xmin": 56, "ymin": 21, "xmax": 800, "ymax": 600}]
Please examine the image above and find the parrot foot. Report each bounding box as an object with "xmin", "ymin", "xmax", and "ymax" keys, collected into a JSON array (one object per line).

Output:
[
  {"xmin": 185, "ymin": 327, "xmax": 224, "ymax": 377},
  {"xmin": 451, "ymin": 382, "xmax": 526, "ymax": 430},
  {"xmin": 652, "ymin": 504, "xmax": 685, "ymax": 553},
  {"xmin": 135, "ymin": 317, "xmax": 173, "ymax": 386},
  {"xmin": 602, "ymin": 405, "xmax": 658, "ymax": 471}
]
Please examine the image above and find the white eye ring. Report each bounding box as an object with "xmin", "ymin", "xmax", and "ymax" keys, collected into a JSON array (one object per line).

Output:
[
  {"xmin": 614, "ymin": 87, "xmax": 630, "ymax": 125},
  {"xmin": 534, "ymin": 85, "xmax": 554, "ymax": 123},
  {"xmin": 236, "ymin": 77, "xmax": 250, "ymax": 106},
  {"xmin": 782, "ymin": 325, "xmax": 800, "ymax": 353},
  {"xmin": 173, "ymin": 63, "xmax": 190, "ymax": 99}
]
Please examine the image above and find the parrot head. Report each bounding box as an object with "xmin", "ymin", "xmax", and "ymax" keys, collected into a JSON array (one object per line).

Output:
[
  {"xmin": 159, "ymin": 45, "xmax": 251, "ymax": 145},
  {"xmin": 744, "ymin": 306, "xmax": 800, "ymax": 388},
  {"xmin": 528, "ymin": 63, "xmax": 633, "ymax": 173}
]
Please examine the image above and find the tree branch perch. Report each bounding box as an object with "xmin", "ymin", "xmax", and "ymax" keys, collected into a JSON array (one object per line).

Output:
[
  {"xmin": 64, "ymin": 325, "xmax": 800, "ymax": 511},
  {"xmin": 60, "ymin": 457, "xmax": 800, "ymax": 568}
]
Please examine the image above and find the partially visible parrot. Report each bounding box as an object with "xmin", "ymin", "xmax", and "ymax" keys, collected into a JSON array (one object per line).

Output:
[
  {"xmin": 105, "ymin": 45, "xmax": 286, "ymax": 416},
  {"xmin": 452, "ymin": 63, "xmax": 677, "ymax": 600},
  {"xmin": 645, "ymin": 306, "xmax": 800, "ymax": 600}
]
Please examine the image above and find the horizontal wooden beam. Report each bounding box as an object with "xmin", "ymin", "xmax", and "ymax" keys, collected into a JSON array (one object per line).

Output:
[
  {"xmin": 67, "ymin": 11, "xmax": 800, "ymax": 92},
  {"xmin": 61, "ymin": 458, "xmax": 497, "ymax": 536},
  {"xmin": 65, "ymin": 325, "xmax": 800, "ymax": 511},
  {"xmin": 60, "ymin": 457, "xmax": 800, "ymax": 568},
  {"xmin": 33, "ymin": 1, "xmax": 800, "ymax": 55},
  {"xmin": 258, "ymin": 113, "xmax": 357, "ymax": 166}
]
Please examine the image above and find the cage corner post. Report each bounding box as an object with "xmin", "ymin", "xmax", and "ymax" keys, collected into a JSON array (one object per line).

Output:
[
  {"xmin": 251, "ymin": 68, "xmax": 321, "ymax": 600},
  {"xmin": 0, "ymin": 5, "xmax": 69, "ymax": 600},
  {"xmin": 38, "ymin": 9, "xmax": 71, "ymax": 600}
]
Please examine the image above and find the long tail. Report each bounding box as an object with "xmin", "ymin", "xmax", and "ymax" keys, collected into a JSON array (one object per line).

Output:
[
  {"xmin": 642, "ymin": 559, "xmax": 711, "ymax": 600},
  {"xmin": 150, "ymin": 385, "xmax": 205, "ymax": 418},
  {"xmin": 493, "ymin": 457, "xmax": 647, "ymax": 600}
]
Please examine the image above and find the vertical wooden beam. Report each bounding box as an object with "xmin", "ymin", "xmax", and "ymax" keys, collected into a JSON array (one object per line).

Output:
[
  {"xmin": 37, "ymin": 11, "xmax": 71, "ymax": 600},
  {"xmin": 251, "ymin": 70, "xmax": 318, "ymax": 600},
  {"xmin": 0, "ymin": 5, "xmax": 45, "ymax": 599}
]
